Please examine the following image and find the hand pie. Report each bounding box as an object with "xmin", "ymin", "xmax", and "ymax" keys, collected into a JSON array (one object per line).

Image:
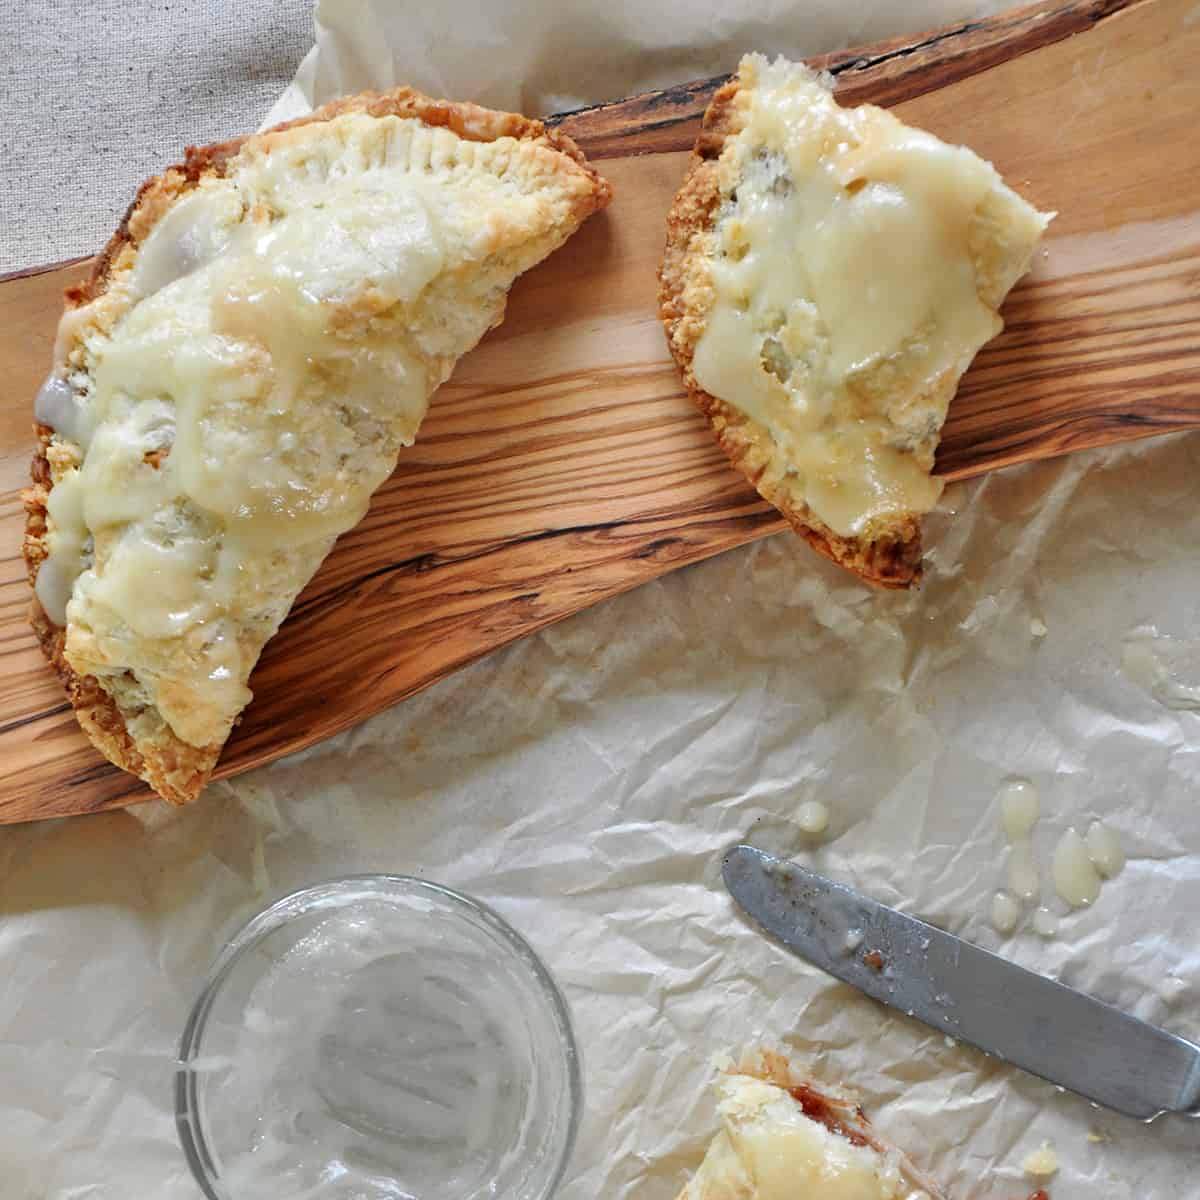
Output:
[
  {"xmin": 24, "ymin": 87, "xmax": 611, "ymax": 803},
  {"xmin": 677, "ymin": 1053, "xmax": 945, "ymax": 1200},
  {"xmin": 660, "ymin": 54, "xmax": 1051, "ymax": 587}
]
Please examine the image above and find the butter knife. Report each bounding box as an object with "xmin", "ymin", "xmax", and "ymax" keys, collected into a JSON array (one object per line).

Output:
[{"xmin": 723, "ymin": 844, "xmax": 1200, "ymax": 1121}]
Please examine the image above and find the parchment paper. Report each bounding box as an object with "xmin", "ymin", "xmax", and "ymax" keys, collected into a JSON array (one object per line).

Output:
[{"xmin": 4, "ymin": 4, "xmax": 1199, "ymax": 1198}]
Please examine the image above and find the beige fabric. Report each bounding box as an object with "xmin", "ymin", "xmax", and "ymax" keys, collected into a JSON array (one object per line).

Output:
[{"xmin": 0, "ymin": 0, "xmax": 312, "ymax": 273}]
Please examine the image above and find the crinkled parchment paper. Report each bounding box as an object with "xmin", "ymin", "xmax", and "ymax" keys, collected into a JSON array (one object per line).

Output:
[{"xmin": 4, "ymin": 4, "xmax": 1199, "ymax": 1198}]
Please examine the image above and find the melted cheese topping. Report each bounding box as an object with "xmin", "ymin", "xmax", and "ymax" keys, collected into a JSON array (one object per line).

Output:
[
  {"xmin": 681, "ymin": 1074, "xmax": 929, "ymax": 1200},
  {"xmin": 37, "ymin": 111, "xmax": 592, "ymax": 747},
  {"xmin": 692, "ymin": 55, "xmax": 1050, "ymax": 538}
]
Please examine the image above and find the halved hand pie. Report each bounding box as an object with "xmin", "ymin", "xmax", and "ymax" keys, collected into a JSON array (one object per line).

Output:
[{"xmin": 660, "ymin": 54, "xmax": 1051, "ymax": 587}]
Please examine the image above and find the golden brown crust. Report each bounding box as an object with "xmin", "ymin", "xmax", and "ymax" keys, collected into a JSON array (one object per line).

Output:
[
  {"xmin": 658, "ymin": 78, "xmax": 923, "ymax": 590},
  {"xmin": 25, "ymin": 86, "xmax": 612, "ymax": 804}
]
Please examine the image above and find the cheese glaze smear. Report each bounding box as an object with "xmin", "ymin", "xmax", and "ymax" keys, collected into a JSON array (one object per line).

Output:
[{"xmin": 691, "ymin": 55, "xmax": 1050, "ymax": 538}]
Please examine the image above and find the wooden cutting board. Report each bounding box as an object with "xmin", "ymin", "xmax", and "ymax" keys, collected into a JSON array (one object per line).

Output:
[{"xmin": 1, "ymin": 0, "xmax": 1197, "ymax": 823}]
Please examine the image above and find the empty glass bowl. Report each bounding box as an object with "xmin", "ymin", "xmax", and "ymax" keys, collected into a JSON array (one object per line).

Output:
[{"xmin": 177, "ymin": 876, "xmax": 581, "ymax": 1200}]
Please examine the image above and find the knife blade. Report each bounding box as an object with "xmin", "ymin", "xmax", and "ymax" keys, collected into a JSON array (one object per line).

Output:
[{"xmin": 723, "ymin": 844, "xmax": 1200, "ymax": 1121}]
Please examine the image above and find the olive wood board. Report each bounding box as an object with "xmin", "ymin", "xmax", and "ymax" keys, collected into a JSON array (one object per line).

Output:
[{"xmin": 0, "ymin": 0, "xmax": 1197, "ymax": 822}]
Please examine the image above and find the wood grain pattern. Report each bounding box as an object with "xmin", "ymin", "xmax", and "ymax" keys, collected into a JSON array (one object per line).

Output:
[
  {"xmin": 1, "ymin": 0, "xmax": 1197, "ymax": 822},
  {"xmin": 551, "ymin": 0, "xmax": 1132, "ymax": 156}
]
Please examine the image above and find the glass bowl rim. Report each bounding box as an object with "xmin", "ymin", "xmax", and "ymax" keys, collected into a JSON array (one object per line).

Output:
[{"xmin": 175, "ymin": 873, "xmax": 583, "ymax": 1200}]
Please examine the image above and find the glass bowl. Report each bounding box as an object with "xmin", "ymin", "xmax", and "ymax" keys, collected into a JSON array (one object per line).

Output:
[{"xmin": 177, "ymin": 875, "xmax": 581, "ymax": 1200}]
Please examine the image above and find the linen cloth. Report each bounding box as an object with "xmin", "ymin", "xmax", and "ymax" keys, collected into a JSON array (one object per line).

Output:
[{"xmin": 0, "ymin": 0, "xmax": 312, "ymax": 273}]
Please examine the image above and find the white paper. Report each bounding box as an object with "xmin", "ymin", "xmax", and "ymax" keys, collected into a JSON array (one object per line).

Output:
[
  {"xmin": 5, "ymin": 4, "xmax": 1200, "ymax": 1199},
  {"xmin": 263, "ymin": 0, "xmax": 1011, "ymax": 125}
]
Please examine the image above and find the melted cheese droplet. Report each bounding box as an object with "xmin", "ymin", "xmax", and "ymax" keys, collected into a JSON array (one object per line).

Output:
[
  {"xmin": 1052, "ymin": 827, "xmax": 1102, "ymax": 908},
  {"xmin": 998, "ymin": 779, "xmax": 1041, "ymax": 901},
  {"xmin": 796, "ymin": 800, "xmax": 830, "ymax": 834},
  {"xmin": 690, "ymin": 55, "xmax": 1048, "ymax": 539},
  {"xmin": 1085, "ymin": 821, "xmax": 1125, "ymax": 879},
  {"xmin": 1006, "ymin": 842, "xmax": 1039, "ymax": 902},
  {"xmin": 1032, "ymin": 907, "xmax": 1059, "ymax": 938},
  {"xmin": 1121, "ymin": 625, "xmax": 1200, "ymax": 711},
  {"xmin": 1022, "ymin": 1141, "xmax": 1059, "ymax": 1178},
  {"xmin": 998, "ymin": 779, "xmax": 1040, "ymax": 839},
  {"xmin": 130, "ymin": 185, "xmax": 242, "ymax": 297},
  {"xmin": 990, "ymin": 890, "xmax": 1021, "ymax": 935},
  {"xmin": 34, "ymin": 551, "xmax": 77, "ymax": 628}
]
